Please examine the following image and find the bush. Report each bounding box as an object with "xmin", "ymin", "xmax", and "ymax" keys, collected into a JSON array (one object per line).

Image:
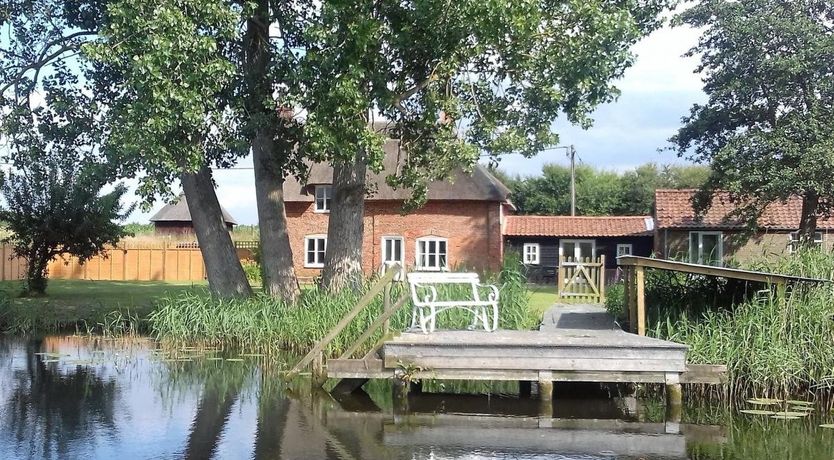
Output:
[{"xmin": 240, "ymin": 259, "xmax": 262, "ymax": 284}]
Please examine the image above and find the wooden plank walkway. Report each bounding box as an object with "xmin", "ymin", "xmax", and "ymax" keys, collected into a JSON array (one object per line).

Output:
[{"xmin": 328, "ymin": 303, "xmax": 724, "ymax": 388}]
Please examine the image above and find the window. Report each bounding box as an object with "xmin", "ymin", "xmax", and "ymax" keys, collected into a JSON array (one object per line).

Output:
[
  {"xmin": 314, "ymin": 185, "xmax": 332, "ymax": 213},
  {"xmin": 382, "ymin": 236, "xmax": 404, "ymax": 265},
  {"xmin": 559, "ymin": 239, "xmax": 595, "ymax": 261},
  {"xmin": 416, "ymin": 237, "xmax": 448, "ymax": 271},
  {"xmin": 523, "ymin": 243, "xmax": 540, "ymax": 265},
  {"xmin": 304, "ymin": 235, "xmax": 327, "ymax": 268},
  {"xmin": 616, "ymin": 244, "xmax": 633, "ymax": 258},
  {"xmin": 689, "ymin": 231, "xmax": 723, "ymax": 266},
  {"xmin": 789, "ymin": 231, "xmax": 823, "ymax": 253}
]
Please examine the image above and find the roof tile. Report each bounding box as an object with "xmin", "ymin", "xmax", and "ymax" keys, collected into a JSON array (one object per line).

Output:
[
  {"xmin": 655, "ymin": 189, "xmax": 834, "ymax": 230},
  {"xmin": 504, "ymin": 215, "xmax": 653, "ymax": 237}
]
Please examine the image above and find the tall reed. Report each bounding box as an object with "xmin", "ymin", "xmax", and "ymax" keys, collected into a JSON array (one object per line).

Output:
[
  {"xmin": 148, "ymin": 256, "xmax": 538, "ymax": 357},
  {"xmin": 644, "ymin": 248, "xmax": 834, "ymax": 396}
]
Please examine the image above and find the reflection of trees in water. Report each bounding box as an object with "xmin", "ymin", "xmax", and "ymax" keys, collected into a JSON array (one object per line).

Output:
[{"xmin": 1, "ymin": 337, "xmax": 119, "ymax": 459}]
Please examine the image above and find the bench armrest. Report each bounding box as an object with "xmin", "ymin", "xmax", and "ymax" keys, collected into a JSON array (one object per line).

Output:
[
  {"xmin": 476, "ymin": 283, "xmax": 500, "ymax": 303},
  {"xmin": 412, "ymin": 283, "xmax": 439, "ymax": 304}
]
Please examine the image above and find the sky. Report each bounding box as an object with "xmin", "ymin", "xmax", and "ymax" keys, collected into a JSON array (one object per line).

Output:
[{"xmin": 119, "ymin": 21, "xmax": 708, "ymax": 225}]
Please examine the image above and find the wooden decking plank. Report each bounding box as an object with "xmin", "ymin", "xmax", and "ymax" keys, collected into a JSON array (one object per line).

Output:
[{"xmin": 382, "ymin": 355, "xmax": 686, "ymax": 373}]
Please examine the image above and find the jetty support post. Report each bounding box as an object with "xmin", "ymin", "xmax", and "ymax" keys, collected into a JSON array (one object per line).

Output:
[
  {"xmin": 312, "ymin": 352, "xmax": 327, "ymax": 389},
  {"xmin": 636, "ymin": 265, "xmax": 646, "ymax": 336},
  {"xmin": 665, "ymin": 372, "xmax": 682, "ymax": 430}
]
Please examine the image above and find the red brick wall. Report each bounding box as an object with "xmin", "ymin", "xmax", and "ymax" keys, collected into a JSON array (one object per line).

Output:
[{"xmin": 286, "ymin": 200, "xmax": 504, "ymax": 279}]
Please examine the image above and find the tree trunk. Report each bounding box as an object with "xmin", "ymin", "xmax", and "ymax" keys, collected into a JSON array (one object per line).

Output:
[
  {"xmin": 321, "ymin": 154, "xmax": 367, "ymax": 292},
  {"xmin": 244, "ymin": 0, "xmax": 300, "ymax": 302},
  {"xmin": 24, "ymin": 247, "xmax": 50, "ymax": 295},
  {"xmin": 184, "ymin": 382, "xmax": 241, "ymax": 460},
  {"xmin": 181, "ymin": 166, "xmax": 253, "ymax": 298},
  {"xmin": 798, "ymin": 189, "xmax": 820, "ymax": 245}
]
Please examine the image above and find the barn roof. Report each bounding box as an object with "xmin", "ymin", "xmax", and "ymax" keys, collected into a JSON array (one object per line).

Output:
[
  {"xmin": 655, "ymin": 189, "xmax": 834, "ymax": 230},
  {"xmin": 282, "ymin": 139, "xmax": 511, "ymax": 203},
  {"xmin": 149, "ymin": 194, "xmax": 238, "ymax": 225},
  {"xmin": 504, "ymin": 215, "xmax": 654, "ymax": 238}
]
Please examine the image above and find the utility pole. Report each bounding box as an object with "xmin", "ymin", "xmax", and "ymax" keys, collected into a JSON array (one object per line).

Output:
[{"xmin": 569, "ymin": 144, "xmax": 576, "ymax": 216}]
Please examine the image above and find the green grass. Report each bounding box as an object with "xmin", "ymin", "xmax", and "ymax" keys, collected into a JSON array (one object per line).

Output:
[
  {"xmin": 0, "ymin": 279, "xmax": 206, "ymax": 334},
  {"xmin": 528, "ymin": 285, "xmax": 558, "ymax": 316}
]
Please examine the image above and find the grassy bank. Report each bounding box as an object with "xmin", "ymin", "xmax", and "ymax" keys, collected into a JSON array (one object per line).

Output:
[
  {"xmin": 0, "ymin": 280, "xmax": 204, "ymax": 334},
  {"xmin": 149, "ymin": 257, "xmax": 540, "ymax": 356},
  {"xmin": 606, "ymin": 250, "xmax": 834, "ymax": 396}
]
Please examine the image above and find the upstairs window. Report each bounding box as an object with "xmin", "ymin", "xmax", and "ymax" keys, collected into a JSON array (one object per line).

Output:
[
  {"xmin": 314, "ymin": 185, "xmax": 332, "ymax": 213},
  {"xmin": 523, "ymin": 243, "xmax": 540, "ymax": 265},
  {"xmin": 689, "ymin": 231, "xmax": 723, "ymax": 266},
  {"xmin": 416, "ymin": 237, "xmax": 448, "ymax": 271},
  {"xmin": 304, "ymin": 235, "xmax": 327, "ymax": 268},
  {"xmin": 789, "ymin": 231, "xmax": 823, "ymax": 253}
]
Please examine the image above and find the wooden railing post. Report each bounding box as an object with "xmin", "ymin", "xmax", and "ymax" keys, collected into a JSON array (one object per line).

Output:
[
  {"xmin": 382, "ymin": 283, "xmax": 392, "ymax": 335},
  {"xmin": 636, "ymin": 265, "xmax": 646, "ymax": 336},
  {"xmin": 599, "ymin": 255, "xmax": 606, "ymax": 304}
]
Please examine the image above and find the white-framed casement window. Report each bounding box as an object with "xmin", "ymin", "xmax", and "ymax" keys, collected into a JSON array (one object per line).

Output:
[
  {"xmin": 689, "ymin": 231, "xmax": 723, "ymax": 266},
  {"xmin": 559, "ymin": 239, "xmax": 596, "ymax": 261},
  {"xmin": 788, "ymin": 231, "xmax": 823, "ymax": 253},
  {"xmin": 416, "ymin": 237, "xmax": 448, "ymax": 271},
  {"xmin": 616, "ymin": 243, "xmax": 633, "ymax": 258},
  {"xmin": 381, "ymin": 236, "xmax": 405, "ymax": 265},
  {"xmin": 522, "ymin": 243, "xmax": 540, "ymax": 265},
  {"xmin": 314, "ymin": 185, "xmax": 332, "ymax": 213},
  {"xmin": 304, "ymin": 235, "xmax": 327, "ymax": 268}
]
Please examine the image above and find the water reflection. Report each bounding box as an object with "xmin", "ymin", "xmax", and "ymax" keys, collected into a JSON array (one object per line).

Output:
[{"xmin": 0, "ymin": 335, "xmax": 829, "ymax": 459}]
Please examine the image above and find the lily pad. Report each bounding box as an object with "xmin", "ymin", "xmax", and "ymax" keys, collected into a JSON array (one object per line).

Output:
[
  {"xmin": 240, "ymin": 353, "xmax": 265, "ymax": 357},
  {"xmin": 820, "ymin": 424, "xmax": 834, "ymax": 429},
  {"xmin": 43, "ymin": 359, "xmax": 60, "ymax": 363},
  {"xmin": 772, "ymin": 411, "xmax": 809, "ymax": 418},
  {"xmin": 771, "ymin": 415, "xmax": 801, "ymax": 420},
  {"xmin": 747, "ymin": 398, "xmax": 779, "ymax": 406},
  {"xmin": 786, "ymin": 400, "xmax": 813, "ymax": 406},
  {"xmin": 205, "ymin": 357, "xmax": 223, "ymax": 361},
  {"xmin": 790, "ymin": 406, "xmax": 814, "ymax": 412},
  {"xmin": 740, "ymin": 410, "xmax": 776, "ymax": 416},
  {"xmin": 225, "ymin": 358, "xmax": 245, "ymax": 362}
]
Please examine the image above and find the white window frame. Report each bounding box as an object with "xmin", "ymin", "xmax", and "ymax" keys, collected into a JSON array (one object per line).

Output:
[
  {"xmin": 522, "ymin": 243, "xmax": 540, "ymax": 265},
  {"xmin": 616, "ymin": 243, "xmax": 633, "ymax": 259},
  {"xmin": 314, "ymin": 185, "xmax": 332, "ymax": 213},
  {"xmin": 304, "ymin": 235, "xmax": 327, "ymax": 268},
  {"xmin": 689, "ymin": 231, "xmax": 723, "ymax": 266},
  {"xmin": 559, "ymin": 239, "xmax": 596, "ymax": 261},
  {"xmin": 415, "ymin": 237, "xmax": 449, "ymax": 271},
  {"xmin": 788, "ymin": 231, "xmax": 823, "ymax": 253},
  {"xmin": 381, "ymin": 236, "xmax": 405, "ymax": 265}
]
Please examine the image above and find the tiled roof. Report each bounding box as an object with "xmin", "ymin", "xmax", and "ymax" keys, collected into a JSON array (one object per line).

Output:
[
  {"xmin": 654, "ymin": 189, "xmax": 834, "ymax": 230},
  {"xmin": 504, "ymin": 215, "xmax": 654, "ymax": 237}
]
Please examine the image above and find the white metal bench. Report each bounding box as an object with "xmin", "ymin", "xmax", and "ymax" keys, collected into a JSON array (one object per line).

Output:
[{"xmin": 406, "ymin": 272, "xmax": 500, "ymax": 333}]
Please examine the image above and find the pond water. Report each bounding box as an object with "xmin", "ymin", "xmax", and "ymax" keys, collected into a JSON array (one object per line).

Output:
[{"xmin": 1, "ymin": 335, "xmax": 832, "ymax": 460}]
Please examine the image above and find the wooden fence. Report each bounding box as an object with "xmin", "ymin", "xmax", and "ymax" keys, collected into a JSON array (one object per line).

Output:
[
  {"xmin": 557, "ymin": 255, "xmax": 606, "ymax": 303},
  {"xmin": 0, "ymin": 242, "xmax": 256, "ymax": 282}
]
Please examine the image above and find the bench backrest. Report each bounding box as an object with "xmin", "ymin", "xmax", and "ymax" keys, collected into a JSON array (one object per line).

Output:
[{"xmin": 406, "ymin": 272, "xmax": 481, "ymax": 285}]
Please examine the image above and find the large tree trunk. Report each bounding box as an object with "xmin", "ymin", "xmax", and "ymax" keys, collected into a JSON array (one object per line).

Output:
[
  {"xmin": 321, "ymin": 154, "xmax": 367, "ymax": 292},
  {"xmin": 181, "ymin": 166, "xmax": 253, "ymax": 298},
  {"xmin": 244, "ymin": 0, "xmax": 300, "ymax": 302},
  {"xmin": 798, "ymin": 189, "xmax": 820, "ymax": 245}
]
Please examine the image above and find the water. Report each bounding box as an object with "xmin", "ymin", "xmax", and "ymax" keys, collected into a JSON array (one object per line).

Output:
[{"xmin": 0, "ymin": 335, "xmax": 832, "ymax": 460}]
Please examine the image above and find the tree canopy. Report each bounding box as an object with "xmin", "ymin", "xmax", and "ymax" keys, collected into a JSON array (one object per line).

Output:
[
  {"xmin": 502, "ymin": 163, "xmax": 709, "ymax": 216},
  {"xmin": 671, "ymin": 0, "xmax": 834, "ymax": 240}
]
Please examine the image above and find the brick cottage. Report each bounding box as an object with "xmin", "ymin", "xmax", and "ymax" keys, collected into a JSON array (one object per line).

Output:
[{"xmin": 283, "ymin": 140, "xmax": 513, "ymax": 279}]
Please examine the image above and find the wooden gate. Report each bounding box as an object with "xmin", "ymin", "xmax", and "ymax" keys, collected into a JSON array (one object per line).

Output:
[{"xmin": 557, "ymin": 255, "xmax": 606, "ymax": 303}]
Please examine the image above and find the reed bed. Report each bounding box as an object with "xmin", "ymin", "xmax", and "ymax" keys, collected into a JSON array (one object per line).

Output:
[
  {"xmin": 148, "ymin": 256, "xmax": 538, "ymax": 357},
  {"xmin": 609, "ymin": 249, "xmax": 834, "ymax": 397}
]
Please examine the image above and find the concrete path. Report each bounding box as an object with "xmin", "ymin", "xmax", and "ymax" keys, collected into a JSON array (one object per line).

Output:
[{"xmin": 540, "ymin": 303, "xmax": 621, "ymax": 332}]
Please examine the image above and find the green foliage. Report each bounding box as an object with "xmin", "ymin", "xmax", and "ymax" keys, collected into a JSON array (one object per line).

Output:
[
  {"xmin": 644, "ymin": 249, "xmax": 834, "ymax": 395},
  {"xmin": 671, "ymin": 0, "xmax": 834, "ymax": 237},
  {"xmin": 0, "ymin": 66, "xmax": 133, "ymax": 295},
  {"xmin": 123, "ymin": 223, "xmax": 154, "ymax": 236},
  {"xmin": 84, "ymin": 0, "xmax": 246, "ymax": 202},
  {"xmin": 240, "ymin": 260, "xmax": 262, "ymax": 285},
  {"xmin": 149, "ymin": 257, "xmax": 539, "ymax": 355},
  {"xmin": 506, "ymin": 162, "xmax": 710, "ymax": 215},
  {"xmin": 297, "ymin": 0, "xmax": 673, "ymax": 206}
]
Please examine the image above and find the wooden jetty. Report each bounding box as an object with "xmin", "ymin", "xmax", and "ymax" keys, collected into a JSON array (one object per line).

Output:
[{"xmin": 289, "ymin": 268, "xmax": 726, "ymax": 409}]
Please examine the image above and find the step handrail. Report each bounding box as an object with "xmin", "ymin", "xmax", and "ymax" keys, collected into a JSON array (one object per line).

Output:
[{"xmin": 288, "ymin": 265, "xmax": 402, "ymax": 377}]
